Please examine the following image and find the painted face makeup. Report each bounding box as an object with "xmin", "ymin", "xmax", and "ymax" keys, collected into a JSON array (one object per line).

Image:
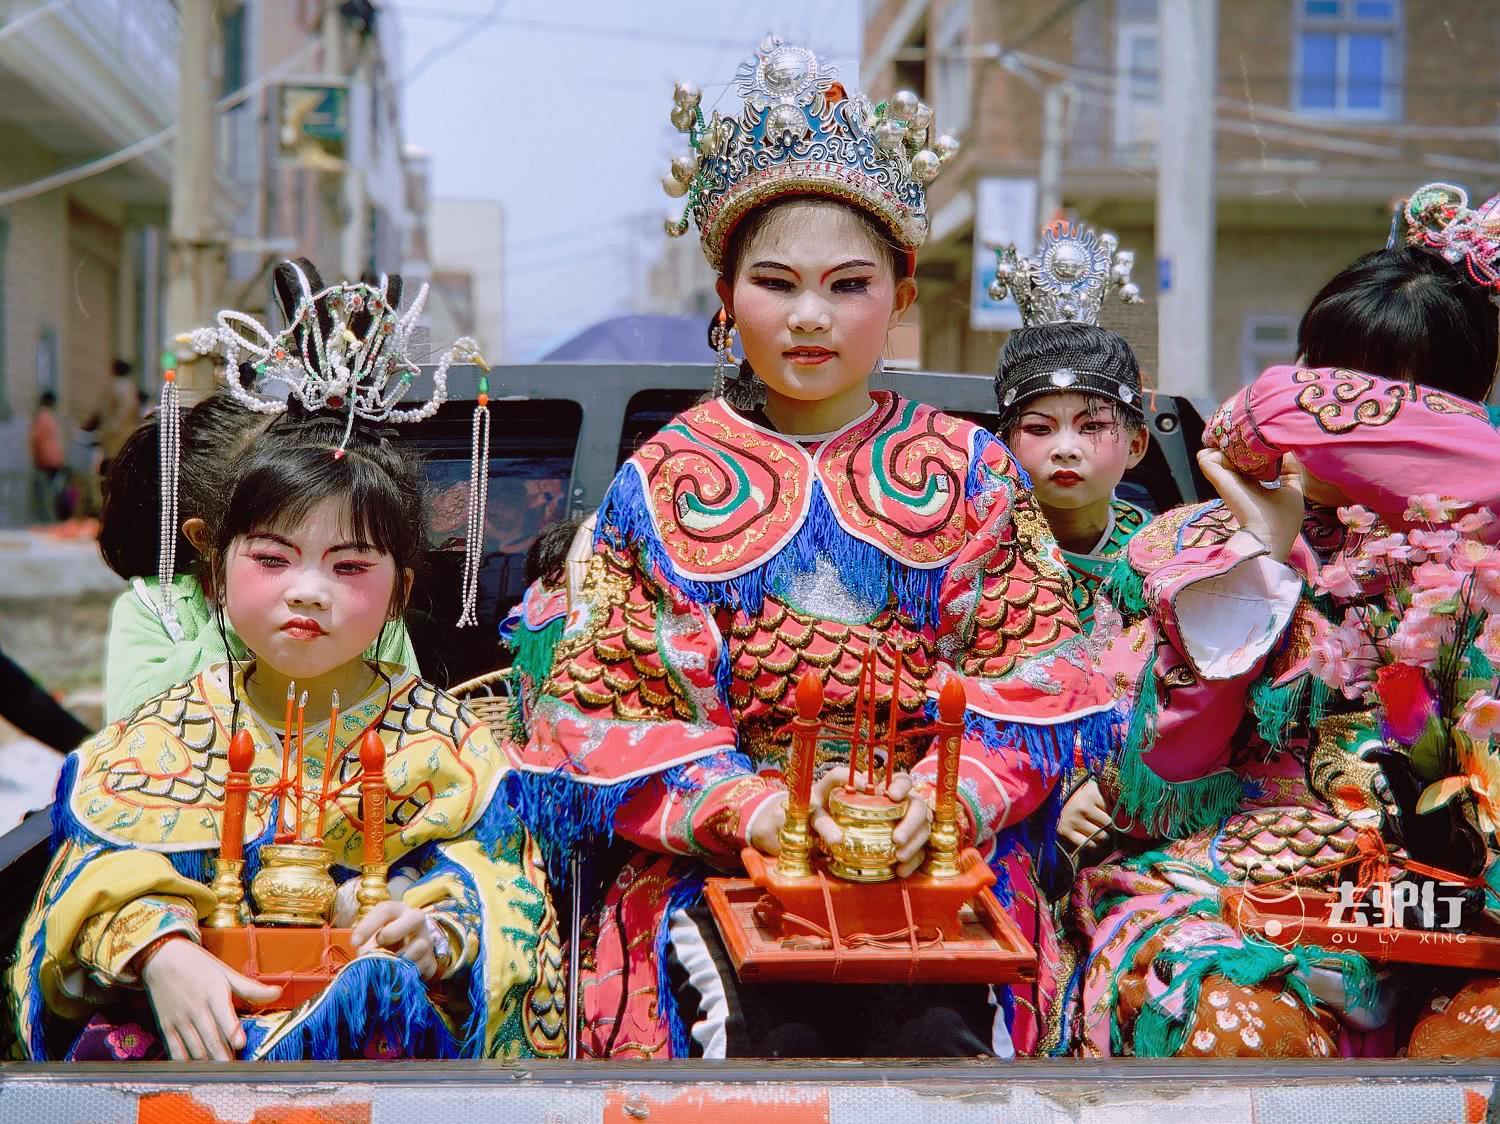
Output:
[
  {"xmin": 727, "ymin": 201, "xmax": 909, "ymax": 413},
  {"xmin": 1008, "ymin": 393, "xmax": 1148, "ymax": 513},
  {"xmin": 223, "ymin": 495, "xmax": 398, "ymax": 682}
]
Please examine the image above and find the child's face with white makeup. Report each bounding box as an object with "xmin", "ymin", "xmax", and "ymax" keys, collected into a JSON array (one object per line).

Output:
[
  {"xmin": 717, "ymin": 201, "xmax": 915, "ymax": 407},
  {"xmin": 223, "ymin": 495, "xmax": 401, "ymax": 682},
  {"xmin": 1007, "ymin": 393, "xmax": 1149, "ymax": 513}
]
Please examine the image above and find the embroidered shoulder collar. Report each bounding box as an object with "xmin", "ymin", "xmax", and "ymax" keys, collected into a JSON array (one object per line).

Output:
[
  {"xmin": 621, "ymin": 391, "xmax": 979, "ymax": 582},
  {"xmin": 67, "ymin": 666, "xmax": 503, "ymax": 863}
]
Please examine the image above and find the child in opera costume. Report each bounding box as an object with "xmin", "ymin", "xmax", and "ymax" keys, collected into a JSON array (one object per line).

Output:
[
  {"xmin": 987, "ymin": 225, "xmax": 1153, "ymax": 871},
  {"xmin": 507, "ymin": 36, "xmax": 1116, "ymax": 1060},
  {"xmin": 97, "ymin": 264, "xmax": 418, "ymax": 724},
  {"xmin": 1067, "ymin": 183, "xmax": 1500, "ymax": 1058},
  {"xmin": 10, "ymin": 266, "xmax": 564, "ymax": 1062}
]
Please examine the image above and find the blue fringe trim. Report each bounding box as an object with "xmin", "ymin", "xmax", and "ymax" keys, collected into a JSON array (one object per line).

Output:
[
  {"xmin": 960, "ymin": 703, "xmax": 1123, "ymax": 782},
  {"xmin": 23, "ymin": 842, "xmax": 100, "ymax": 1059},
  {"xmin": 654, "ymin": 872, "xmax": 706, "ymax": 1059},
  {"xmin": 505, "ymin": 753, "xmax": 753, "ymax": 885},
  {"xmin": 597, "ymin": 468, "xmax": 951, "ymax": 629},
  {"xmin": 503, "ymin": 769, "xmax": 654, "ymax": 884},
  {"xmin": 471, "ymin": 783, "xmax": 527, "ymax": 858},
  {"xmin": 48, "ymin": 753, "xmax": 81, "ymax": 850},
  {"xmin": 256, "ymin": 955, "xmax": 459, "ymax": 1060},
  {"xmin": 986, "ymin": 830, "xmax": 1020, "ymax": 908}
]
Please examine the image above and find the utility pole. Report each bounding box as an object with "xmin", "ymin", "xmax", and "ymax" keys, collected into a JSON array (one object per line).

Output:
[
  {"xmin": 165, "ymin": 0, "xmax": 225, "ymax": 403},
  {"xmin": 1036, "ymin": 83, "xmax": 1068, "ymax": 230},
  {"xmin": 324, "ymin": 1, "xmax": 364, "ymax": 278},
  {"xmin": 1155, "ymin": 0, "xmax": 1217, "ymax": 397}
]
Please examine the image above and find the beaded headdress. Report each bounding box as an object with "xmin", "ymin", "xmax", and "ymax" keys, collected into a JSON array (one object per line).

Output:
[
  {"xmin": 1392, "ymin": 182, "xmax": 1500, "ymax": 296},
  {"xmin": 990, "ymin": 223, "xmax": 1146, "ymax": 423},
  {"xmin": 662, "ymin": 35, "xmax": 960, "ymax": 270},
  {"xmin": 172, "ymin": 260, "xmax": 494, "ymax": 630}
]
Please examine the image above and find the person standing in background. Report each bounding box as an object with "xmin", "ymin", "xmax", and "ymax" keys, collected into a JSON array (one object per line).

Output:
[
  {"xmin": 97, "ymin": 358, "xmax": 139, "ymax": 474},
  {"xmin": 28, "ymin": 390, "xmax": 66, "ymax": 523}
]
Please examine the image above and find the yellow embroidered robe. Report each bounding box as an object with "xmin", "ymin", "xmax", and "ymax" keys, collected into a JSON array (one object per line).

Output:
[{"xmin": 9, "ymin": 664, "xmax": 565, "ymax": 1061}]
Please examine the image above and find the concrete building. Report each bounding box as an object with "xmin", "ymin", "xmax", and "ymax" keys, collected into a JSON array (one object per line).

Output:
[
  {"xmin": 427, "ymin": 198, "xmax": 505, "ymax": 360},
  {"xmin": 862, "ymin": 0, "xmax": 1498, "ymax": 400},
  {"xmin": 0, "ymin": 0, "xmax": 413, "ymax": 523}
]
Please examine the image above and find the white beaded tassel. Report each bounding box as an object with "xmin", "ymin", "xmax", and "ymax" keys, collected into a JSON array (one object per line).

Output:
[
  {"xmin": 456, "ymin": 393, "xmax": 491, "ymax": 627},
  {"xmin": 157, "ymin": 364, "xmax": 184, "ymax": 641}
]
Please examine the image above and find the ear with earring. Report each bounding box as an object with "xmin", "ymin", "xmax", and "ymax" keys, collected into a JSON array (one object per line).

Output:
[{"xmin": 709, "ymin": 308, "xmax": 736, "ymax": 398}]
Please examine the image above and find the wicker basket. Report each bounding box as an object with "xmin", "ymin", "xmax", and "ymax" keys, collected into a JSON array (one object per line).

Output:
[{"xmin": 449, "ymin": 668, "xmax": 516, "ymax": 742}]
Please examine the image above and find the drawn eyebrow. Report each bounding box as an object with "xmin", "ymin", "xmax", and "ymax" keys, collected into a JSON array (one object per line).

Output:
[
  {"xmin": 750, "ymin": 260, "xmax": 800, "ymax": 276},
  {"xmin": 246, "ymin": 533, "xmax": 300, "ymax": 554},
  {"xmin": 324, "ymin": 541, "xmax": 379, "ymax": 558},
  {"xmin": 821, "ymin": 259, "xmax": 876, "ymax": 283}
]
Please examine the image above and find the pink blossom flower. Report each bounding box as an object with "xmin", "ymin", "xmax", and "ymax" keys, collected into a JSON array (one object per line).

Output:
[
  {"xmin": 1385, "ymin": 610, "xmax": 1452, "ymax": 668},
  {"xmin": 1477, "ymin": 617, "xmax": 1500, "ymax": 663},
  {"xmin": 1405, "ymin": 494, "xmax": 1456, "ymax": 523},
  {"xmin": 1314, "ymin": 559, "xmax": 1364, "ymax": 599},
  {"xmin": 1457, "ymin": 508, "xmax": 1497, "ymax": 537},
  {"xmin": 1409, "ymin": 528, "xmax": 1459, "ymax": 560},
  {"xmin": 1451, "ymin": 539, "xmax": 1496, "ymax": 575},
  {"xmin": 1460, "ymin": 691, "xmax": 1500, "ymax": 742},
  {"xmin": 1309, "ymin": 616, "xmax": 1380, "ymax": 699},
  {"xmin": 1337, "ymin": 505, "xmax": 1378, "ymax": 533},
  {"xmin": 1363, "ymin": 533, "xmax": 1411, "ymax": 564},
  {"xmin": 1412, "ymin": 561, "xmax": 1464, "ymax": 598}
]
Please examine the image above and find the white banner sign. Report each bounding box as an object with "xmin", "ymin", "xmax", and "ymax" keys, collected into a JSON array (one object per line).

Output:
[{"xmin": 970, "ymin": 178, "xmax": 1038, "ymax": 332}]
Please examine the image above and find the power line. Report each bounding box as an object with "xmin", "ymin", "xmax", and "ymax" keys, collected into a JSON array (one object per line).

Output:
[
  {"xmin": 390, "ymin": 6, "xmax": 854, "ymax": 54},
  {"xmin": 399, "ymin": 0, "xmax": 507, "ymax": 85},
  {"xmin": 0, "ymin": 37, "xmax": 321, "ymax": 210}
]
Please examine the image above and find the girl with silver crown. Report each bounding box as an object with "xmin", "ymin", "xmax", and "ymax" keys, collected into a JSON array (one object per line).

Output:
[
  {"xmin": 11, "ymin": 262, "xmax": 565, "ymax": 1062},
  {"xmin": 506, "ymin": 36, "xmax": 1117, "ymax": 1059}
]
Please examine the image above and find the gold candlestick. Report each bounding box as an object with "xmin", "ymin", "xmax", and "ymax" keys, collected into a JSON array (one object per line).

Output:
[
  {"xmin": 355, "ymin": 729, "xmax": 391, "ymax": 920},
  {"xmin": 922, "ymin": 677, "xmax": 967, "ymax": 878},
  {"xmin": 776, "ymin": 672, "xmax": 823, "ymax": 878},
  {"xmin": 208, "ymin": 729, "xmax": 255, "ymax": 928}
]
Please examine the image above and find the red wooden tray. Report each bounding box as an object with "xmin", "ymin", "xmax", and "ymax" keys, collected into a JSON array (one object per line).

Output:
[
  {"xmin": 1225, "ymin": 887, "xmax": 1500, "ymax": 970},
  {"xmin": 704, "ymin": 849, "xmax": 1036, "ymax": 985},
  {"xmin": 201, "ymin": 927, "xmax": 358, "ymax": 1010}
]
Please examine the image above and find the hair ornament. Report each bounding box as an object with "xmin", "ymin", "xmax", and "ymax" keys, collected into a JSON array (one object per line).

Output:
[
  {"xmin": 1396, "ymin": 182, "xmax": 1500, "ymax": 297},
  {"xmin": 181, "ymin": 260, "xmax": 494, "ymax": 628},
  {"xmin": 988, "ymin": 222, "xmax": 1143, "ymax": 329},
  {"xmin": 662, "ymin": 34, "xmax": 959, "ymax": 269},
  {"xmin": 992, "ymin": 223, "xmax": 1147, "ymax": 425}
]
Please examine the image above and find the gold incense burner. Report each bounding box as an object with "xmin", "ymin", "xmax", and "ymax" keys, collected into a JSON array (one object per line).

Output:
[
  {"xmin": 825, "ymin": 786, "xmax": 908, "ymax": 883},
  {"xmin": 251, "ymin": 842, "xmax": 338, "ymax": 926}
]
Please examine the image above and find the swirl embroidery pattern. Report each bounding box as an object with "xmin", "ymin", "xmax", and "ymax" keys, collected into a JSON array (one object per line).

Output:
[
  {"xmin": 631, "ymin": 401, "xmax": 810, "ymax": 580},
  {"xmin": 818, "ymin": 392, "xmax": 973, "ymax": 566}
]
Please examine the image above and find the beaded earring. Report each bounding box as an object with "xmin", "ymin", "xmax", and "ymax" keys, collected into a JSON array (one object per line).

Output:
[
  {"xmin": 710, "ymin": 308, "xmax": 736, "ymax": 398},
  {"xmin": 156, "ymin": 352, "xmax": 184, "ymax": 640},
  {"xmin": 457, "ymin": 373, "xmax": 492, "ymax": 628}
]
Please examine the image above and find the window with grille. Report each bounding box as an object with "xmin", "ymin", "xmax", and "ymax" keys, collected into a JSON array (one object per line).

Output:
[{"xmin": 1294, "ymin": 0, "xmax": 1402, "ymax": 119}]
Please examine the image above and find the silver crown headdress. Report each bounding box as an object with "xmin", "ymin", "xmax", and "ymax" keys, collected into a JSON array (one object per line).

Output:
[
  {"xmin": 175, "ymin": 260, "xmax": 494, "ymax": 628},
  {"xmin": 991, "ymin": 224, "xmax": 1147, "ymax": 423},
  {"xmin": 662, "ymin": 35, "xmax": 959, "ymax": 270},
  {"xmin": 988, "ymin": 223, "xmax": 1143, "ymax": 328}
]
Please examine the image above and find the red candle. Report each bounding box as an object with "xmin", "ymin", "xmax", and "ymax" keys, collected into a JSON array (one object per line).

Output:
[
  {"xmin": 788, "ymin": 671, "xmax": 823, "ymax": 812},
  {"xmin": 220, "ymin": 729, "xmax": 254, "ymax": 863},
  {"xmin": 885, "ymin": 650, "xmax": 904, "ymax": 793},
  {"xmin": 359, "ymin": 729, "xmax": 387, "ymax": 866}
]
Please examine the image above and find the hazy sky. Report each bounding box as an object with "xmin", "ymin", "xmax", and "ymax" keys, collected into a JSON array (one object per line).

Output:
[{"xmin": 393, "ymin": 0, "xmax": 862, "ymax": 359}]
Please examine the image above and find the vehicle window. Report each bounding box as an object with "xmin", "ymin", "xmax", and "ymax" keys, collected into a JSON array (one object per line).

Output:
[
  {"xmin": 619, "ymin": 389, "xmax": 702, "ymax": 467},
  {"xmin": 405, "ymin": 398, "xmax": 582, "ymax": 688}
]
